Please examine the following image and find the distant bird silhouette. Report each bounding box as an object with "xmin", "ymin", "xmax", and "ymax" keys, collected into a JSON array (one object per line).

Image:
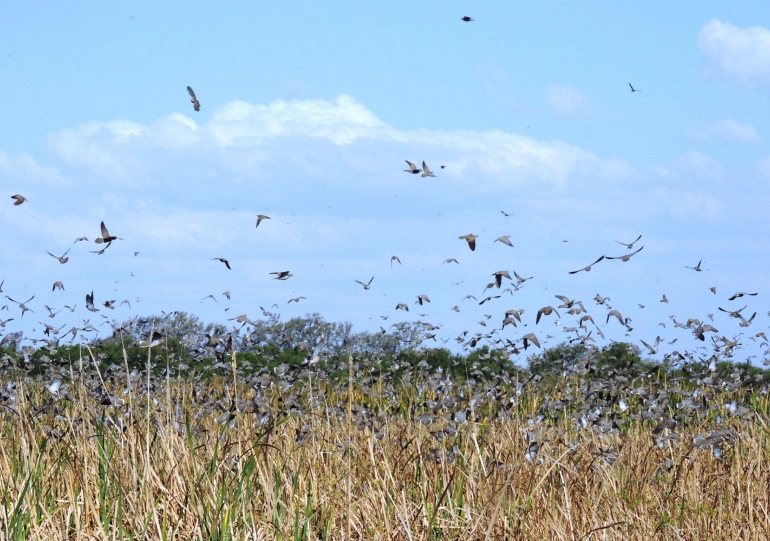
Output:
[
  {"xmin": 256, "ymin": 214, "xmax": 271, "ymax": 228},
  {"xmin": 211, "ymin": 258, "xmax": 231, "ymax": 270},
  {"xmin": 569, "ymin": 256, "xmax": 605, "ymax": 274},
  {"xmin": 462, "ymin": 16, "xmax": 474, "ymax": 22},
  {"xmin": 187, "ymin": 86, "xmax": 200, "ymax": 111},
  {"xmin": 11, "ymin": 194, "xmax": 26, "ymax": 206},
  {"xmin": 390, "ymin": 255, "xmax": 401, "ymax": 267},
  {"xmin": 629, "ymin": 82, "xmax": 641, "ymax": 92},
  {"xmin": 615, "ymin": 234, "xmax": 642, "ymax": 249},
  {"xmin": 271, "ymin": 271, "xmax": 293, "ymax": 280},
  {"xmin": 685, "ymin": 259, "xmax": 703, "ymax": 272},
  {"xmin": 606, "ymin": 246, "xmax": 644, "ymax": 262},
  {"xmin": 728, "ymin": 292, "xmax": 757, "ymax": 301},
  {"xmin": 356, "ymin": 277, "xmax": 374, "ymax": 290}
]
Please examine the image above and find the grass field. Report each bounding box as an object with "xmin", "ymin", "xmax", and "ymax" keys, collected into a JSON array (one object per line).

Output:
[{"xmin": 0, "ymin": 349, "xmax": 768, "ymax": 540}]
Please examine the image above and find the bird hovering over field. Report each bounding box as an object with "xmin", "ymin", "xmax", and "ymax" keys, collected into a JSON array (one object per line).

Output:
[
  {"xmin": 187, "ymin": 86, "xmax": 200, "ymax": 111},
  {"xmin": 11, "ymin": 194, "xmax": 26, "ymax": 205}
]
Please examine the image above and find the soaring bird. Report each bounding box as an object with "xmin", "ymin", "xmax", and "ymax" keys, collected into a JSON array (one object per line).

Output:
[
  {"xmin": 46, "ymin": 248, "xmax": 70, "ymax": 264},
  {"xmin": 11, "ymin": 194, "xmax": 26, "ymax": 206},
  {"xmin": 606, "ymin": 246, "xmax": 644, "ymax": 262},
  {"xmin": 271, "ymin": 271, "xmax": 293, "ymax": 280},
  {"xmin": 212, "ymin": 258, "xmax": 231, "ymax": 270},
  {"xmin": 461, "ymin": 16, "xmax": 474, "ymax": 22},
  {"xmin": 628, "ymin": 82, "xmax": 641, "ymax": 92},
  {"xmin": 390, "ymin": 255, "xmax": 401, "ymax": 267},
  {"xmin": 416, "ymin": 294, "xmax": 430, "ymax": 305},
  {"xmin": 615, "ymin": 234, "xmax": 642, "ymax": 249},
  {"xmin": 492, "ymin": 270, "xmax": 511, "ymax": 288},
  {"xmin": 403, "ymin": 160, "xmax": 421, "ymax": 174},
  {"xmin": 187, "ymin": 86, "xmax": 201, "ymax": 111},
  {"xmin": 494, "ymin": 235, "xmax": 514, "ymax": 247},
  {"xmin": 459, "ymin": 234, "xmax": 478, "ymax": 251},
  {"xmin": 356, "ymin": 277, "xmax": 374, "ymax": 290},
  {"xmin": 421, "ymin": 161, "xmax": 436, "ymax": 178},
  {"xmin": 256, "ymin": 214, "xmax": 271, "ymax": 228},
  {"xmin": 569, "ymin": 256, "xmax": 604, "ymax": 274},
  {"xmin": 728, "ymin": 292, "xmax": 757, "ymax": 301}
]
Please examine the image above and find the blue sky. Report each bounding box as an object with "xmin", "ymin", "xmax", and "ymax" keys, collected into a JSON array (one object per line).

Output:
[{"xmin": 1, "ymin": 2, "xmax": 768, "ymax": 364}]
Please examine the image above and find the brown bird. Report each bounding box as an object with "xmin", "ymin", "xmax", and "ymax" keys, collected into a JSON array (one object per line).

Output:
[
  {"xmin": 11, "ymin": 194, "xmax": 26, "ymax": 206},
  {"xmin": 536, "ymin": 306, "xmax": 560, "ymax": 324},
  {"xmin": 256, "ymin": 214, "xmax": 271, "ymax": 228},
  {"xmin": 187, "ymin": 86, "xmax": 200, "ymax": 111},
  {"xmin": 569, "ymin": 255, "xmax": 604, "ymax": 274},
  {"xmin": 459, "ymin": 234, "xmax": 478, "ymax": 251},
  {"xmin": 212, "ymin": 258, "xmax": 231, "ymax": 270},
  {"xmin": 492, "ymin": 270, "xmax": 511, "ymax": 288},
  {"xmin": 522, "ymin": 333, "xmax": 540, "ymax": 350}
]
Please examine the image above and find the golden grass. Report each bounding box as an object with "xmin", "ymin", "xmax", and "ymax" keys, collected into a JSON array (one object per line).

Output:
[{"xmin": 0, "ymin": 367, "xmax": 768, "ymax": 540}]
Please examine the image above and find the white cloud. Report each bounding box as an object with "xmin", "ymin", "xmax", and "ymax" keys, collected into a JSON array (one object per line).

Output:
[
  {"xmin": 691, "ymin": 119, "xmax": 761, "ymax": 143},
  {"xmin": 698, "ymin": 19, "xmax": 770, "ymax": 84},
  {"xmin": 44, "ymin": 95, "xmax": 612, "ymax": 191},
  {"xmin": 545, "ymin": 85, "xmax": 592, "ymax": 117}
]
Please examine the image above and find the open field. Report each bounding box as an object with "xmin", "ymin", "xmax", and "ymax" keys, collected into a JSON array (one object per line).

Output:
[{"xmin": 0, "ymin": 343, "xmax": 768, "ymax": 540}]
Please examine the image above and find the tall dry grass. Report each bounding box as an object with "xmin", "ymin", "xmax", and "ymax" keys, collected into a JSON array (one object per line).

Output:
[{"xmin": 0, "ymin": 354, "xmax": 768, "ymax": 540}]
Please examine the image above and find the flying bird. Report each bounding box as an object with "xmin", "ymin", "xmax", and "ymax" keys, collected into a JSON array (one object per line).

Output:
[
  {"xmin": 536, "ymin": 306, "xmax": 560, "ymax": 324},
  {"xmin": 403, "ymin": 160, "xmax": 421, "ymax": 174},
  {"xmin": 461, "ymin": 16, "xmax": 474, "ymax": 22},
  {"xmin": 390, "ymin": 255, "xmax": 401, "ymax": 267},
  {"xmin": 46, "ymin": 248, "xmax": 71, "ymax": 264},
  {"xmin": 356, "ymin": 277, "xmax": 374, "ymax": 290},
  {"xmin": 685, "ymin": 259, "xmax": 703, "ymax": 272},
  {"xmin": 52, "ymin": 281, "xmax": 64, "ymax": 291},
  {"xmin": 416, "ymin": 294, "xmax": 430, "ymax": 305},
  {"xmin": 443, "ymin": 258, "xmax": 459, "ymax": 265},
  {"xmin": 459, "ymin": 234, "xmax": 478, "ymax": 251},
  {"xmin": 615, "ymin": 235, "xmax": 642, "ymax": 249},
  {"xmin": 95, "ymin": 221, "xmax": 119, "ymax": 245},
  {"xmin": 421, "ymin": 161, "xmax": 436, "ymax": 178},
  {"xmin": 271, "ymin": 271, "xmax": 293, "ymax": 280},
  {"xmin": 606, "ymin": 246, "xmax": 643, "ymax": 262},
  {"xmin": 569, "ymin": 256, "xmax": 605, "ymax": 274},
  {"xmin": 628, "ymin": 82, "xmax": 641, "ymax": 92},
  {"xmin": 494, "ymin": 235, "xmax": 514, "ymax": 247},
  {"xmin": 187, "ymin": 86, "xmax": 200, "ymax": 111},
  {"xmin": 85, "ymin": 292, "xmax": 98, "ymax": 312},
  {"xmin": 256, "ymin": 214, "xmax": 271, "ymax": 228},
  {"xmin": 728, "ymin": 292, "xmax": 757, "ymax": 301},
  {"xmin": 212, "ymin": 258, "xmax": 231, "ymax": 270},
  {"xmin": 11, "ymin": 194, "xmax": 26, "ymax": 206}
]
